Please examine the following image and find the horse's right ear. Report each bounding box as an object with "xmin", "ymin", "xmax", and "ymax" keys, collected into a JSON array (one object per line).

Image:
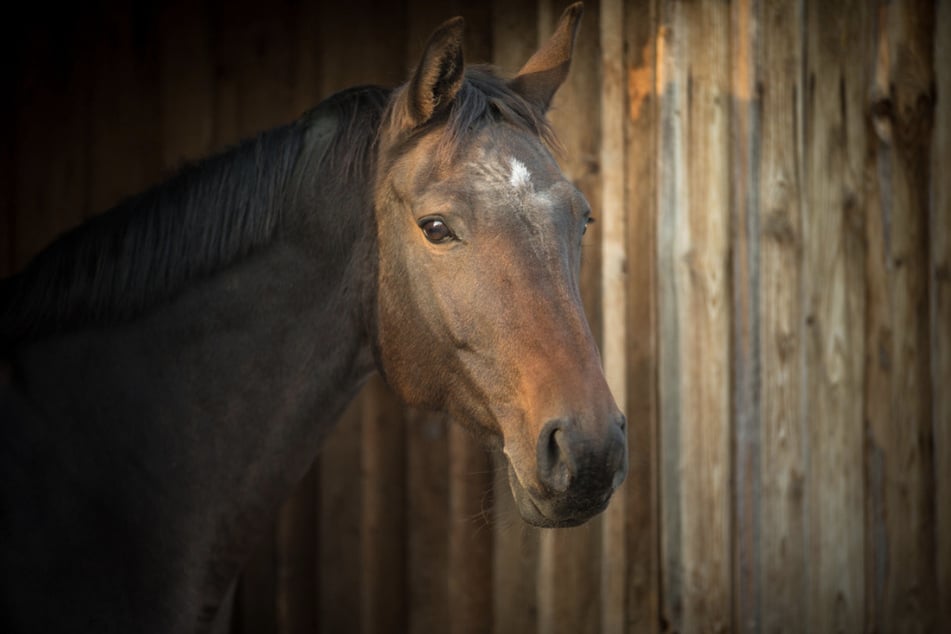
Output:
[
  {"xmin": 399, "ymin": 17, "xmax": 466, "ymax": 129},
  {"xmin": 510, "ymin": 3, "xmax": 583, "ymax": 112}
]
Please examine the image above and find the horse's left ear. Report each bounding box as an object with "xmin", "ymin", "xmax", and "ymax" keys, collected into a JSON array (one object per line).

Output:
[
  {"xmin": 401, "ymin": 16, "xmax": 466, "ymax": 128},
  {"xmin": 510, "ymin": 2, "xmax": 584, "ymax": 112}
]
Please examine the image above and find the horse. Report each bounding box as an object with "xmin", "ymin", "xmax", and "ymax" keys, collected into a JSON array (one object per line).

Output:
[{"xmin": 0, "ymin": 3, "xmax": 626, "ymax": 631}]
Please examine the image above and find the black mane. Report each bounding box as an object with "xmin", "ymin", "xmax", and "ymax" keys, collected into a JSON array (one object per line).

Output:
[
  {"xmin": 0, "ymin": 123, "xmax": 303, "ymax": 347},
  {"xmin": 1, "ymin": 68, "xmax": 552, "ymax": 350}
]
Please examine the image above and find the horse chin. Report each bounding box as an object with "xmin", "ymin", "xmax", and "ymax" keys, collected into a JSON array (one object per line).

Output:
[{"xmin": 506, "ymin": 463, "xmax": 611, "ymax": 528}]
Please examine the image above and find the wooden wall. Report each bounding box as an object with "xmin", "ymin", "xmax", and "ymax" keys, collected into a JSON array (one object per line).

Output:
[{"xmin": 3, "ymin": 0, "xmax": 949, "ymax": 632}]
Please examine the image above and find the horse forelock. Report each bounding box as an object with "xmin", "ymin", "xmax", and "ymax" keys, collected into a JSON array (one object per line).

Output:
[{"xmin": 379, "ymin": 66, "xmax": 559, "ymax": 173}]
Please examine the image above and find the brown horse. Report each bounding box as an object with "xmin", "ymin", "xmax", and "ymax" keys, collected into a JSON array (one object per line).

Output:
[{"xmin": 0, "ymin": 4, "xmax": 625, "ymax": 631}]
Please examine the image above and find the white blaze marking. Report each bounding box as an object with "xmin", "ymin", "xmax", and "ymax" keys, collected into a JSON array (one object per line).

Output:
[{"xmin": 508, "ymin": 157, "xmax": 531, "ymax": 189}]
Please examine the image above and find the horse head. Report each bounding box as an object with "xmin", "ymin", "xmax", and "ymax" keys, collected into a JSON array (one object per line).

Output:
[{"xmin": 371, "ymin": 3, "xmax": 626, "ymax": 528}]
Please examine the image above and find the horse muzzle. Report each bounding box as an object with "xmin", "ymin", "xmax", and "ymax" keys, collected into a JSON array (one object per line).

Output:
[{"xmin": 506, "ymin": 412, "xmax": 628, "ymax": 527}]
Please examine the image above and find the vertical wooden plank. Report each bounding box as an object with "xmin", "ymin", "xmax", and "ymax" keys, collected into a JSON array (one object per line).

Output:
[
  {"xmin": 288, "ymin": 0, "xmax": 323, "ymax": 117},
  {"xmin": 158, "ymin": 0, "xmax": 215, "ymax": 170},
  {"xmin": 676, "ymin": 2, "xmax": 732, "ymax": 629},
  {"xmin": 318, "ymin": 0, "xmax": 407, "ymax": 95},
  {"xmin": 656, "ymin": 1, "xmax": 732, "ymax": 631},
  {"xmin": 932, "ymin": 3, "xmax": 951, "ymax": 630},
  {"xmin": 219, "ymin": 0, "xmax": 297, "ymax": 138},
  {"xmin": 866, "ymin": 1, "xmax": 937, "ymax": 630},
  {"xmin": 408, "ymin": 0, "xmax": 492, "ymax": 67},
  {"xmin": 801, "ymin": 1, "xmax": 869, "ymax": 631},
  {"xmin": 655, "ymin": 5, "xmax": 683, "ymax": 629},
  {"xmin": 14, "ymin": 10, "xmax": 91, "ymax": 266},
  {"xmin": 492, "ymin": 471, "xmax": 541, "ymax": 634},
  {"xmin": 729, "ymin": 0, "xmax": 762, "ymax": 630},
  {"xmin": 732, "ymin": 2, "xmax": 811, "ymax": 632},
  {"xmin": 447, "ymin": 424, "xmax": 494, "ymax": 634},
  {"xmin": 757, "ymin": 1, "xmax": 808, "ymax": 632},
  {"xmin": 623, "ymin": 1, "xmax": 660, "ymax": 632},
  {"xmin": 405, "ymin": 410, "xmax": 450, "ymax": 634},
  {"xmin": 492, "ymin": 0, "xmax": 539, "ymax": 81},
  {"xmin": 274, "ymin": 467, "xmax": 318, "ymax": 634},
  {"xmin": 491, "ymin": 2, "xmax": 541, "ymax": 632},
  {"xmin": 318, "ymin": 399, "xmax": 364, "ymax": 634},
  {"xmin": 538, "ymin": 524, "xmax": 600, "ymax": 634},
  {"xmin": 87, "ymin": 1, "xmax": 162, "ymax": 215},
  {"xmin": 361, "ymin": 379, "xmax": 408, "ymax": 634},
  {"xmin": 538, "ymin": 2, "xmax": 604, "ymax": 633},
  {"xmin": 599, "ymin": 0, "xmax": 627, "ymax": 632}
]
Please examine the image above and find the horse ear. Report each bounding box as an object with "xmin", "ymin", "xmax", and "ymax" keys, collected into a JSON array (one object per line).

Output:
[
  {"xmin": 510, "ymin": 2, "xmax": 584, "ymax": 112},
  {"xmin": 403, "ymin": 16, "xmax": 466, "ymax": 128}
]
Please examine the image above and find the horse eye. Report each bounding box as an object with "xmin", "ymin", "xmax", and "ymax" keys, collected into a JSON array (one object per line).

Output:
[
  {"xmin": 583, "ymin": 217, "xmax": 596, "ymax": 235},
  {"xmin": 420, "ymin": 218, "xmax": 453, "ymax": 243}
]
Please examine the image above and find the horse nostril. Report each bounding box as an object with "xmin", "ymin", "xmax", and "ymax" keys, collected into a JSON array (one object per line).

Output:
[
  {"xmin": 608, "ymin": 420, "xmax": 628, "ymax": 489},
  {"xmin": 536, "ymin": 419, "xmax": 575, "ymax": 493}
]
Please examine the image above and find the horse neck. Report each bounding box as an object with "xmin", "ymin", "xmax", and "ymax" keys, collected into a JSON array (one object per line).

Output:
[{"xmin": 3, "ymin": 112, "xmax": 380, "ymax": 621}]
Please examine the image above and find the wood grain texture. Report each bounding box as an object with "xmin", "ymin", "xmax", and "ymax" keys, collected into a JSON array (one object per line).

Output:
[
  {"xmin": 655, "ymin": 4, "xmax": 684, "ymax": 628},
  {"xmin": 318, "ymin": 398, "xmax": 364, "ymax": 633},
  {"xmin": 447, "ymin": 424, "xmax": 494, "ymax": 634},
  {"xmin": 492, "ymin": 0, "xmax": 539, "ymax": 79},
  {"xmin": 931, "ymin": 2, "xmax": 951, "ymax": 631},
  {"xmin": 598, "ymin": 0, "xmax": 627, "ymax": 632},
  {"xmin": 802, "ymin": 1, "xmax": 869, "ymax": 631},
  {"xmin": 656, "ymin": 1, "xmax": 732, "ymax": 631},
  {"xmin": 274, "ymin": 467, "xmax": 318, "ymax": 634},
  {"xmin": 405, "ymin": 409, "xmax": 450, "ymax": 634},
  {"xmin": 865, "ymin": 2, "xmax": 937, "ymax": 630},
  {"xmin": 623, "ymin": 1, "xmax": 660, "ymax": 633},
  {"xmin": 755, "ymin": 1, "xmax": 808, "ymax": 632},
  {"xmin": 730, "ymin": 1, "xmax": 810, "ymax": 631},
  {"xmin": 492, "ymin": 453, "xmax": 540, "ymax": 634},
  {"xmin": 360, "ymin": 379, "xmax": 408, "ymax": 634},
  {"xmin": 730, "ymin": 0, "xmax": 762, "ymax": 628}
]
